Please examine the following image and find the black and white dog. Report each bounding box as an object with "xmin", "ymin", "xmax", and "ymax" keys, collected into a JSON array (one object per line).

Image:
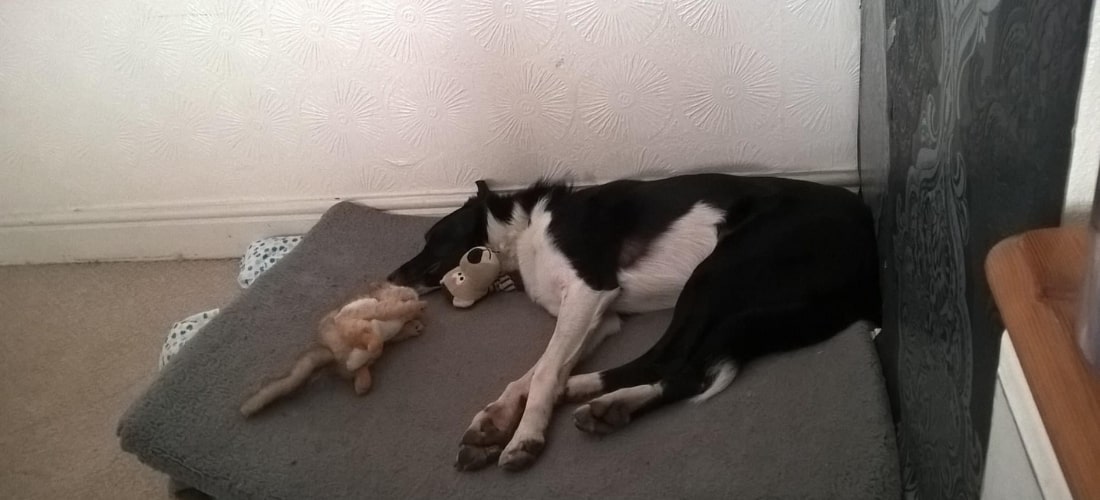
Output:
[{"xmin": 389, "ymin": 173, "xmax": 880, "ymax": 472}]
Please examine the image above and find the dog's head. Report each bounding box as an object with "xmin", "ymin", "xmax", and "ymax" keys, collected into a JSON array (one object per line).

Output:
[{"xmin": 388, "ymin": 181, "xmax": 495, "ymax": 293}]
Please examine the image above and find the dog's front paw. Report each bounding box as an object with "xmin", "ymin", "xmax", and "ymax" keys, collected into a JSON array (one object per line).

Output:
[
  {"xmin": 461, "ymin": 404, "xmax": 515, "ymax": 446},
  {"xmin": 498, "ymin": 437, "xmax": 544, "ymax": 472},
  {"xmin": 407, "ymin": 319, "xmax": 425, "ymax": 335},
  {"xmin": 454, "ymin": 444, "xmax": 502, "ymax": 472}
]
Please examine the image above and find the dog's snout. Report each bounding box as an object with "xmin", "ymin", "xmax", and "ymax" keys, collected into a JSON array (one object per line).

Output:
[
  {"xmin": 387, "ymin": 269, "xmax": 405, "ymax": 285},
  {"xmin": 466, "ymin": 248, "xmax": 485, "ymax": 264}
]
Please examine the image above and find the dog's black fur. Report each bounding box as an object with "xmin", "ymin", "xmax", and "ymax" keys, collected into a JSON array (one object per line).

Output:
[{"xmin": 390, "ymin": 173, "xmax": 880, "ymax": 466}]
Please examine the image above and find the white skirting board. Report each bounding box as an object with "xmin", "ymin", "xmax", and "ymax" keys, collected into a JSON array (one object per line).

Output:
[
  {"xmin": 0, "ymin": 169, "xmax": 858, "ymax": 265},
  {"xmin": 981, "ymin": 378, "xmax": 1043, "ymax": 500}
]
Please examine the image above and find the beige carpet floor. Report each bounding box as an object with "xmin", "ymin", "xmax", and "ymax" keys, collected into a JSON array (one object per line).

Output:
[{"xmin": 0, "ymin": 260, "xmax": 241, "ymax": 499}]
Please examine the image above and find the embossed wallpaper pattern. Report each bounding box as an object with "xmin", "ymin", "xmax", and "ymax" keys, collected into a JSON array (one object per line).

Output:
[{"xmin": 0, "ymin": 0, "xmax": 859, "ymax": 216}]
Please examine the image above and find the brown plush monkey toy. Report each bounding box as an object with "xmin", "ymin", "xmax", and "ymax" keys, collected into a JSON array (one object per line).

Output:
[{"xmin": 240, "ymin": 282, "xmax": 426, "ymax": 417}]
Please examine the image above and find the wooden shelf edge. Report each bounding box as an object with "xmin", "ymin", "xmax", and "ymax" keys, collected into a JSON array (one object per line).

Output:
[{"xmin": 985, "ymin": 227, "xmax": 1099, "ymax": 500}]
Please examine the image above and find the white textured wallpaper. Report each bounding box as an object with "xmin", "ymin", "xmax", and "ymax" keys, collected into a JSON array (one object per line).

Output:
[{"xmin": 0, "ymin": 0, "xmax": 859, "ymax": 216}]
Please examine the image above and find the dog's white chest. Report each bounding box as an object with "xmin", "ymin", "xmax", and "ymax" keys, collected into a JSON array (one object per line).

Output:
[{"xmin": 515, "ymin": 212, "xmax": 572, "ymax": 317}]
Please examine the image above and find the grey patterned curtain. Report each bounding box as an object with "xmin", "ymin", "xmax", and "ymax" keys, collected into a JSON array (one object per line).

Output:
[{"xmin": 859, "ymin": 0, "xmax": 1093, "ymax": 498}]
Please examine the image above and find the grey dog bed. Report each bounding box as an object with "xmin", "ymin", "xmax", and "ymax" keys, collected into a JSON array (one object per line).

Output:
[{"xmin": 118, "ymin": 201, "xmax": 900, "ymax": 499}]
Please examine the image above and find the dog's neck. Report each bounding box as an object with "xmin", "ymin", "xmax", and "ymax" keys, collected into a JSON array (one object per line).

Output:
[
  {"xmin": 481, "ymin": 181, "xmax": 572, "ymax": 272},
  {"xmin": 485, "ymin": 201, "xmax": 529, "ymax": 273}
]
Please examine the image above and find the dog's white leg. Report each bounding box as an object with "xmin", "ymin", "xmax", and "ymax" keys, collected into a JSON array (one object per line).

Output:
[
  {"xmin": 581, "ymin": 313, "xmax": 621, "ymax": 357},
  {"xmin": 456, "ymin": 313, "xmax": 620, "ymax": 471},
  {"xmin": 459, "ymin": 366, "xmax": 533, "ymax": 447},
  {"xmin": 561, "ymin": 372, "xmax": 604, "ymax": 402},
  {"xmin": 555, "ymin": 314, "xmax": 621, "ymax": 403},
  {"xmin": 497, "ymin": 282, "xmax": 619, "ymax": 471}
]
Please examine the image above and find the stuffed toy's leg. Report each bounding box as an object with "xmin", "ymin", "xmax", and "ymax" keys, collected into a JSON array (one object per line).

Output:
[
  {"xmin": 353, "ymin": 366, "xmax": 374, "ymax": 395},
  {"xmin": 240, "ymin": 346, "xmax": 334, "ymax": 417},
  {"xmin": 350, "ymin": 320, "xmax": 422, "ymax": 394},
  {"xmin": 392, "ymin": 319, "xmax": 425, "ymax": 342},
  {"xmin": 348, "ymin": 334, "xmax": 386, "ymax": 395}
]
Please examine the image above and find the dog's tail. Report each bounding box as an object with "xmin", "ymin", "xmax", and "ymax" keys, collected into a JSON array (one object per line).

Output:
[{"xmin": 240, "ymin": 346, "xmax": 334, "ymax": 417}]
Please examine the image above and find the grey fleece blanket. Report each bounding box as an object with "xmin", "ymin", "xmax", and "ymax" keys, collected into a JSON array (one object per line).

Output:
[{"xmin": 118, "ymin": 201, "xmax": 900, "ymax": 499}]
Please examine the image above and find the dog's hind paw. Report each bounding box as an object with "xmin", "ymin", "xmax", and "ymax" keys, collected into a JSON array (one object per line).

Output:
[{"xmin": 573, "ymin": 400, "xmax": 630, "ymax": 435}]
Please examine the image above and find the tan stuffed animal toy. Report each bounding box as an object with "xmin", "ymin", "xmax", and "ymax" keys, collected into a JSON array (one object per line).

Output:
[
  {"xmin": 441, "ymin": 247, "xmax": 514, "ymax": 308},
  {"xmin": 240, "ymin": 282, "xmax": 426, "ymax": 417}
]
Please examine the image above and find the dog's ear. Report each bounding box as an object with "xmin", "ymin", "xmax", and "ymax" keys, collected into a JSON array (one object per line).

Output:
[{"xmin": 475, "ymin": 180, "xmax": 491, "ymax": 199}]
